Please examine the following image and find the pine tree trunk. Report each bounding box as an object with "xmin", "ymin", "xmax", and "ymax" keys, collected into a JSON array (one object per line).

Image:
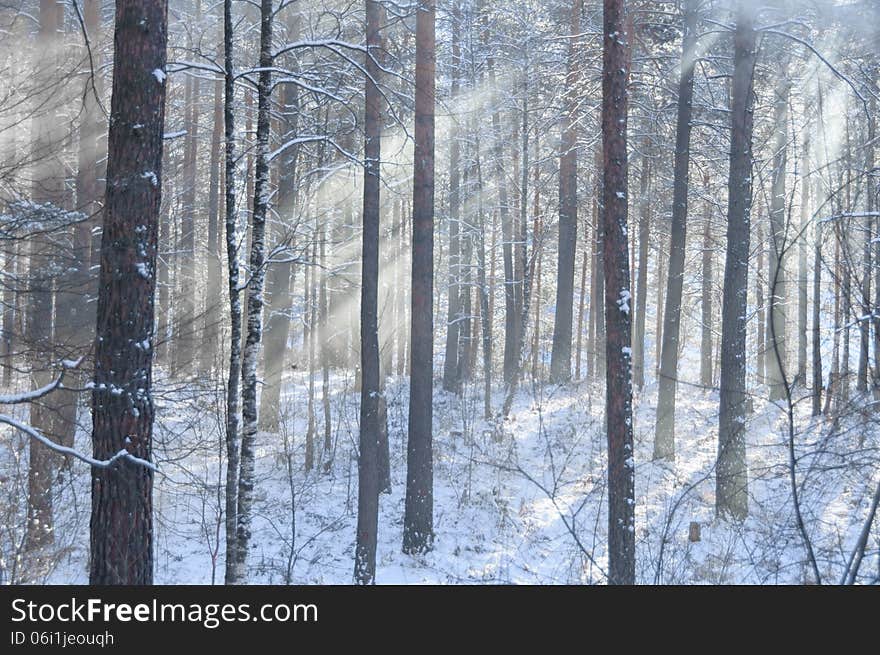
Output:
[
  {"xmin": 655, "ymin": 0, "xmax": 697, "ymax": 460},
  {"xmin": 549, "ymin": 0, "xmax": 582, "ymax": 383},
  {"xmin": 601, "ymin": 0, "xmax": 634, "ymax": 585},
  {"xmin": 89, "ymin": 0, "xmax": 168, "ymax": 584},
  {"xmin": 403, "ymin": 0, "xmax": 435, "ymax": 556},
  {"xmin": 355, "ymin": 0, "xmax": 384, "ymax": 584},
  {"xmin": 717, "ymin": 2, "xmax": 756, "ymax": 521}
]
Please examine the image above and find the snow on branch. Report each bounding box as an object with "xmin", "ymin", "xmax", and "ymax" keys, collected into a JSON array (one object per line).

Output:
[
  {"xmin": 0, "ymin": 413, "xmax": 157, "ymax": 472},
  {"xmin": 0, "ymin": 357, "xmax": 157, "ymax": 472},
  {"xmin": 0, "ymin": 356, "xmax": 82, "ymax": 405}
]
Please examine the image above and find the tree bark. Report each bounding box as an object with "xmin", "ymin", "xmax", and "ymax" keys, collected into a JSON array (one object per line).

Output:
[
  {"xmin": 230, "ymin": 0, "xmax": 273, "ymax": 583},
  {"xmin": 549, "ymin": 0, "xmax": 582, "ymax": 383},
  {"xmin": 717, "ymin": 2, "xmax": 756, "ymax": 521},
  {"xmin": 403, "ymin": 0, "xmax": 435, "ymax": 556},
  {"xmin": 601, "ymin": 0, "xmax": 634, "ymax": 585},
  {"xmin": 89, "ymin": 0, "xmax": 168, "ymax": 584},
  {"xmin": 655, "ymin": 0, "xmax": 697, "ymax": 460},
  {"xmin": 355, "ymin": 0, "xmax": 384, "ymax": 584},
  {"xmin": 222, "ymin": 0, "xmax": 242, "ymax": 585}
]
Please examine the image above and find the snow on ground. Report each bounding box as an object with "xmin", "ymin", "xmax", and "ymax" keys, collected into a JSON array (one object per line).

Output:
[{"xmin": 12, "ymin": 350, "xmax": 870, "ymax": 585}]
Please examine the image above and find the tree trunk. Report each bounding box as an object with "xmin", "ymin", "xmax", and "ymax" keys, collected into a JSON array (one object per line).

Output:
[
  {"xmin": 26, "ymin": 0, "xmax": 66, "ymax": 552},
  {"xmin": 549, "ymin": 0, "xmax": 582, "ymax": 383},
  {"xmin": 717, "ymin": 2, "xmax": 756, "ymax": 522},
  {"xmin": 655, "ymin": 0, "xmax": 697, "ymax": 460},
  {"xmin": 403, "ymin": 0, "xmax": 435, "ymax": 556},
  {"xmin": 231, "ymin": 0, "xmax": 273, "ymax": 583},
  {"xmin": 89, "ymin": 0, "xmax": 168, "ymax": 584},
  {"xmin": 601, "ymin": 0, "xmax": 634, "ymax": 585},
  {"xmin": 355, "ymin": 0, "xmax": 384, "ymax": 584},
  {"xmin": 222, "ymin": 0, "xmax": 242, "ymax": 584}
]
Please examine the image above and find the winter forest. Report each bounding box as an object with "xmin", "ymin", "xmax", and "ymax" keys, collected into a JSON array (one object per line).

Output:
[{"xmin": 0, "ymin": 0, "xmax": 878, "ymax": 586}]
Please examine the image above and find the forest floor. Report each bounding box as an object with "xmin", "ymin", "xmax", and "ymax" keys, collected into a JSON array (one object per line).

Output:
[{"xmin": 29, "ymin": 346, "xmax": 878, "ymax": 585}]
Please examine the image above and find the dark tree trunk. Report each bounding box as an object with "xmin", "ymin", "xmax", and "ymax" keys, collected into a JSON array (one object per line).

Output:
[
  {"xmin": 355, "ymin": 0, "xmax": 384, "ymax": 584},
  {"xmin": 601, "ymin": 0, "xmax": 634, "ymax": 585},
  {"xmin": 549, "ymin": 0, "xmax": 582, "ymax": 383},
  {"xmin": 231, "ymin": 0, "xmax": 274, "ymax": 583},
  {"xmin": 403, "ymin": 0, "xmax": 435, "ymax": 556},
  {"xmin": 655, "ymin": 0, "xmax": 697, "ymax": 460},
  {"xmin": 222, "ymin": 0, "xmax": 242, "ymax": 584},
  {"xmin": 89, "ymin": 0, "xmax": 168, "ymax": 585},
  {"xmin": 717, "ymin": 3, "xmax": 757, "ymax": 521}
]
